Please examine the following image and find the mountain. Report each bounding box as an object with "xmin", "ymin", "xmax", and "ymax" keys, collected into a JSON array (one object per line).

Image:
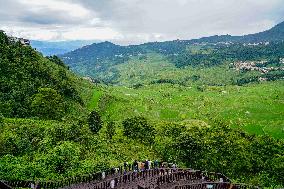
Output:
[
  {"xmin": 31, "ymin": 40, "xmax": 98, "ymax": 56},
  {"xmin": 242, "ymin": 21, "xmax": 284, "ymax": 42},
  {"xmin": 0, "ymin": 31, "xmax": 91, "ymax": 119},
  {"xmin": 60, "ymin": 21, "xmax": 284, "ymax": 84}
]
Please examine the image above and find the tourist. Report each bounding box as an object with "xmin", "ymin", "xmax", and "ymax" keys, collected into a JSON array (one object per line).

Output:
[
  {"xmin": 154, "ymin": 160, "xmax": 159, "ymax": 169},
  {"xmin": 133, "ymin": 160, "xmax": 138, "ymax": 172},
  {"xmin": 124, "ymin": 162, "xmax": 128, "ymax": 172},
  {"xmin": 110, "ymin": 180, "xmax": 115, "ymax": 188},
  {"xmin": 145, "ymin": 160, "xmax": 149, "ymax": 170}
]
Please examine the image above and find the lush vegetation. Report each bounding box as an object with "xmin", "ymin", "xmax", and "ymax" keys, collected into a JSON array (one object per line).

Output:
[
  {"xmin": 0, "ymin": 32, "xmax": 83, "ymax": 119},
  {"xmin": 0, "ymin": 31, "xmax": 158, "ymax": 182},
  {"xmin": 1, "ymin": 22, "xmax": 284, "ymax": 189}
]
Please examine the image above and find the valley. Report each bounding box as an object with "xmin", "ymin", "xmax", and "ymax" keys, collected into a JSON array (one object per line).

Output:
[{"xmin": 1, "ymin": 20, "xmax": 284, "ymax": 188}]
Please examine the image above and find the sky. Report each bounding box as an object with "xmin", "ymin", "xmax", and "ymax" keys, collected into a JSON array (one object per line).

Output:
[{"xmin": 0, "ymin": 0, "xmax": 284, "ymax": 45}]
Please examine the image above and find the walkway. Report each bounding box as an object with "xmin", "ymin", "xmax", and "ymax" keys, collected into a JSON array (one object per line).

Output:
[{"xmin": 1, "ymin": 166, "xmax": 260, "ymax": 189}]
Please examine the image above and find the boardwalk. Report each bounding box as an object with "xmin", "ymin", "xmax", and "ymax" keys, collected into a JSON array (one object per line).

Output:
[
  {"xmin": 59, "ymin": 168, "xmax": 257, "ymax": 189},
  {"xmin": 2, "ymin": 167, "xmax": 260, "ymax": 189}
]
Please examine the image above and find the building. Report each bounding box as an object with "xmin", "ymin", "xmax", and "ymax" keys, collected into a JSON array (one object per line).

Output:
[{"xmin": 19, "ymin": 38, "xmax": 30, "ymax": 46}]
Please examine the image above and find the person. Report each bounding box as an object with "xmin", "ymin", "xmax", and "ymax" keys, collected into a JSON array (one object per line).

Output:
[
  {"xmin": 141, "ymin": 162, "xmax": 145, "ymax": 171},
  {"xmin": 145, "ymin": 160, "xmax": 149, "ymax": 170},
  {"xmin": 124, "ymin": 162, "xmax": 128, "ymax": 172},
  {"xmin": 110, "ymin": 180, "xmax": 115, "ymax": 188},
  {"xmin": 162, "ymin": 162, "xmax": 168, "ymax": 168},
  {"xmin": 148, "ymin": 160, "xmax": 152, "ymax": 169},
  {"xmin": 172, "ymin": 162, "xmax": 177, "ymax": 171},
  {"xmin": 154, "ymin": 160, "xmax": 159, "ymax": 169},
  {"xmin": 115, "ymin": 167, "xmax": 119, "ymax": 174},
  {"xmin": 133, "ymin": 160, "xmax": 138, "ymax": 172},
  {"xmin": 111, "ymin": 167, "xmax": 116, "ymax": 175},
  {"xmin": 102, "ymin": 171, "xmax": 106, "ymax": 179}
]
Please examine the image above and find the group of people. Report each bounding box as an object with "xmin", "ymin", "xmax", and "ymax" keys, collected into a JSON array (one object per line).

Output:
[{"xmin": 123, "ymin": 160, "xmax": 177, "ymax": 172}]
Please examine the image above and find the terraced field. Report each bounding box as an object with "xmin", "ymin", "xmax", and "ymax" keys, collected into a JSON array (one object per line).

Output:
[{"xmin": 98, "ymin": 80, "xmax": 284, "ymax": 139}]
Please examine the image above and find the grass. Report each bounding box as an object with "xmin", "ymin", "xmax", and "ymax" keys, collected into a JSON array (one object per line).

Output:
[
  {"xmin": 98, "ymin": 81, "xmax": 284, "ymax": 139},
  {"xmin": 91, "ymin": 53, "xmax": 284, "ymax": 139}
]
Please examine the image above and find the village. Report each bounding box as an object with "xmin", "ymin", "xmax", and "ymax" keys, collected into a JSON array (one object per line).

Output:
[{"xmin": 233, "ymin": 59, "xmax": 284, "ymax": 74}]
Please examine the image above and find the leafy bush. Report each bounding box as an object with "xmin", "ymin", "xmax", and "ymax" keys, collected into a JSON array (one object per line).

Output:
[
  {"xmin": 167, "ymin": 123, "xmax": 284, "ymax": 186},
  {"xmin": 31, "ymin": 88, "xmax": 65, "ymax": 120},
  {"xmin": 0, "ymin": 32, "xmax": 82, "ymax": 118},
  {"xmin": 122, "ymin": 116, "xmax": 156, "ymax": 144},
  {"xmin": 106, "ymin": 121, "xmax": 116, "ymax": 140},
  {"xmin": 0, "ymin": 113, "xmax": 3, "ymax": 125},
  {"xmin": 45, "ymin": 141, "xmax": 81, "ymax": 174},
  {"xmin": 88, "ymin": 110, "xmax": 102, "ymax": 134}
]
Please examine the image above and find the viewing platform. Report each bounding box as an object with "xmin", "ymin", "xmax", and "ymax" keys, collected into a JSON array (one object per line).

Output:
[{"xmin": 1, "ymin": 163, "xmax": 260, "ymax": 189}]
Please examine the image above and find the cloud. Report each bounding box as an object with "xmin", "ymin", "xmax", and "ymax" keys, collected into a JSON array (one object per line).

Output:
[{"xmin": 0, "ymin": 0, "xmax": 283, "ymax": 44}]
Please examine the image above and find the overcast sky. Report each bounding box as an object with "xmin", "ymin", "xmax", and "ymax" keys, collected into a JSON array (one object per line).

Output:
[{"xmin": 0, "ymin": 0, "xmax": 283, "ymax": 44}]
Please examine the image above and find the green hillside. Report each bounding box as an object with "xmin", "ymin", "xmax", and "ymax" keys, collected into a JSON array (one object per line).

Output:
[
  {"xmin": 60, "ymin": 21, "xmax": 284, "ymax": 81},
  {"xmin": 98, "ymin": 81, "xmax": 284, "ymax": 139},
  {"xmin": 0, "ymin": 31, "xmax": 157, "ymax": 181},
  {"xmin": 1, "ymin": 28, "xmax": 284, "ymax": 188}
]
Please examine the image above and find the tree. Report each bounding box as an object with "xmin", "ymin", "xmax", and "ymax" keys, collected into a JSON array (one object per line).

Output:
[
  {"xmin": 46, "ymin": 141, "xmax": 80, "ymax": 174},
  {"xmin": 122, "ymin": 116, "xmax": 155, "ymax": 144},
  {"xmin": 88, "ymin": 110, "xmax": 102, "ymax": 134},
  {"xmin": 47, "ymin": 55, "xmax": 68, "ymax": 68},
  {"xmin": 106, "ymin": 121, "xmax": 116, "ymax": 140},
  {"xmin": 31, "ymin": 88, "xmax": 65, "ymax": 120},
  {"xmin": 0, "ymin": 113, "xmax": 3, "ymax": 126}
]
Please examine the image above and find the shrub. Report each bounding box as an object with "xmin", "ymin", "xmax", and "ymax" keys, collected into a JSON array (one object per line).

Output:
[
  {"xmin": 88, "ymin": 110, "xmax": 102, "ymax": 134},
  {"xmin": 31, "ymin": 88, "xmax": 65, "ymax": 120},
  {"xmin": 106, "ymin": 121, "xmax": 116, "ymax": 140},
  {"xmin": 122, "ymin": 116, "xmax": 155, "ymax": 144}
]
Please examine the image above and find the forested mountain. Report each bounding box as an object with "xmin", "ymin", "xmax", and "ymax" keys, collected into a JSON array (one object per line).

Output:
[
  {"xmin": 0, "ymin": 31, "xmax": 88, "ymax": 119},
  {"xmin": 31, "ymin": 40, "xmax": 98, "ymax": 56},
  {"xmin": 60, "ymin": 21, "xmax": 284, "ymax": 83}
]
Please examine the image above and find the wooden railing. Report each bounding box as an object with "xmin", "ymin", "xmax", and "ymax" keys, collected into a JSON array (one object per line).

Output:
[
  {"xmin": 1, "ymin": 163, "xmax": 260, "ymax": 189},
  {"xmin": 69, "ymin": 169, "xmax": 231, "ymax": 189},
  {"xmin": 0, "ymin": 180, "xmax": 12, "ymax": 189},
  {"xmin": 172, "ymin": 182, "xmax": 261, "ymax": 189}
]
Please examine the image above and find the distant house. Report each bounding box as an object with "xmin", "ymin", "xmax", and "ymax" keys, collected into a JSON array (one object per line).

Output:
[{"xmin": 19, "ymin": 38, "xmax": 30, "ymax": 46}]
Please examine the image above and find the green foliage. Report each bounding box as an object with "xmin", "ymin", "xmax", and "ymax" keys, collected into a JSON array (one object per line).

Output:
[
  {"xmin": 1, "ymin": 28, "xmax": 284, "ymax": 188},
  {"xmin": 0, "ymin": 113, "xmax": 3, "ymax": 125},
  {"xmin": 171, "ymin": 42, "xmax": 284, "ymax": 68},
  {"xmin": 45, "ymin": 141, "xmax": 81, "ymax": 174},
  {"xmin": 46, "ymin": 55, "xmax": 68, "ymax": 68},
  {"xmin": 122, "ymin": 116, "xmax": 155, "ymax": 144},
  {"xmin": 88, "ymin": 110, "xmax": 102, "ymax": 134},
  {"xmin": 99, "ymin": 81, "xmax": 284, "ymax": 139},
  {"xmin": 106, "ymin": 121, "xmax": 116, "ymax": 140},
  {"xmin": 31, "ymin": 88, "xmax": 65, "ymax": 120},
  {"xmin": 59, "ymin": 21, "xmax": 284, "ymax": 85},
  {"xmin": 166, "ymin": 123, "xmax": 284, "ymax": 186},
  {"xmin": 0, "ymin": 32, "xmax": 82, "ymax": 119}
]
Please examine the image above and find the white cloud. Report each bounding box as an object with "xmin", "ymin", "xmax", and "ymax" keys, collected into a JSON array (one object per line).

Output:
[
  {"xmin": 64, "ymin": 27, "xmax": 121, "ymax": 41},
  {"xmin": 21, "ymin": 0, "xmax": 91, "ymax": 19},
  {"xmin": 0, "ymin": 0, "xmax": 283, "ymax": 44}
]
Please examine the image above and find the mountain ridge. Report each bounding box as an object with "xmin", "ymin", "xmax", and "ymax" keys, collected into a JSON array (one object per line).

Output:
[{"xmin": 59, "ymin": 21, "xmax": 284, "ymax": 81}]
